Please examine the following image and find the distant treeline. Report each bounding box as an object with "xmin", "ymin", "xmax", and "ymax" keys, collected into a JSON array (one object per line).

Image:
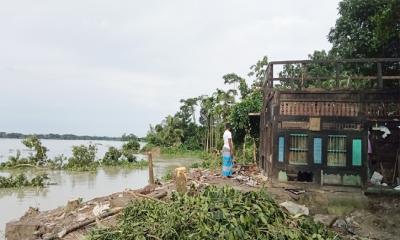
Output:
[{"xmin": 0, "ymin": 132, "xmax": 145, "ymax": 141}]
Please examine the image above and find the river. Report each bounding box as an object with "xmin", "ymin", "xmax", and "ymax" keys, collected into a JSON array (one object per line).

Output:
[{"xmin": 0, "ymin": 139, "xmax": 199, "ymax": 239}]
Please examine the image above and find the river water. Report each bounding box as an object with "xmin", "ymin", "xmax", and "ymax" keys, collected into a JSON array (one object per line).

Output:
[{"xmin": 0, "ymin": 139, "xmax": 199, "ymax": 239}]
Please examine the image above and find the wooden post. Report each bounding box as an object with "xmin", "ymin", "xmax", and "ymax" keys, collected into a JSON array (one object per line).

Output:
[
  {"xmin": 148, "ymin": 152, "xmax": 154, "ymax": 184},
  {"xmin": 175, "ymin": 167, "xmax": 187, "ymax": 194},
  {"xmin": 377, "ymin": 62, "xmax": 383, "ymax": 88},
  {"xmin": 269, "ymin": 64, "xmax": 274, "ymax": 88},
  {"xmin": 300, "ymin": 63, "xmax": 305, "ymax": 89},
  {"xmin": 253, "ymin": 138, "xmax": 257, "ymax": 164},
  {"xmin": 335, "ymin": 63, "xmax": 340, "ymax": 88}
]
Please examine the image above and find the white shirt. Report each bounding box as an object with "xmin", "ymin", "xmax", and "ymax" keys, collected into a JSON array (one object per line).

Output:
[{"xmin": 223, "ymin": 130, "xmax": 232, "ymax": 149}]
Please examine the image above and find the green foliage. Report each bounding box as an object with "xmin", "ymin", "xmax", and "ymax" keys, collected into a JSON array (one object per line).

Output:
[
  {"xmin": 102, "ymin": 146, "xmax": 123, "ymax": 166},
  {"xmin": 0, "ymin": 150, "xmax": 30, "ymax": 169},
  {"xmin": 178, "ymin": 97, "xmax": 199, "ymax": 124},
  {"xmin": 65, "ymin": 144, "xmax": 98, "ymax": 171},
  {"xmin": 122, "ymin": 140, "xmax": 140, "ymax": 152},
  {"xmin": 88, "ymin": 186, "xmax": 338, "ymax": 240},
  {"xmin": 248, "ymin": 56, "xmax": 269, "ymax": 88},
  {"xmin": 223, "ymin": 73, "xmax": 249, "ymax": 98},
  {"xmin": 0, "ymin": 173, "xmax": 49, "ymax": 188},
  {"xmin": 140, "ymin": 143, "xmax": 156, "ymax": 153},
  {"xmin": 1, "ymin": 139, "xmax": 144, "ymax": 171},
  {"xmin": 230, "ymin": 89, "xmax": 262, "ymax": 145},
  {"xmin": 121, "ymin": 140, "xmax": 140, "ymax": 162},
  {"xmin": 328, "ymin": 0, "xmax": 400, "ymax": 59},
  {"xmin": 113, "ymin": 160, "xmax": 148, "ymax": 169},
  {"xmin": 22, "ymin": 135, "xmax": 48, "ymax": 165},
  {"xmin": 147, "ymin": 115, "xmax": 185, "ymax": 147},
  {"xmin": 277, "ymin": 0, "xmax": 400, "ymax": 90},
  {"xmin": 161, "ymin": 169, "xmax": 174, "ymax": 181},
  {"xmin": 120, "ymin": 133, "xmax": 139, "ymax": 142},
  {"xmin": 328, "ymin": 0, "xmax": 400, "ymax": 88},
  {"xmin": 47, "ymin": 154, "xmax": 67, "ymax": 170},
  {"xmin": 146, "ymin": 56, "xmax": 268, "ymax": 158},
  {"xmin": 160, "ymin": 147, "xmax": 204, "ymax": 158},
  {"xmin": 189, "ymin": 162, "xmax": 200, "ymax": 168},
  {"xmin": 199, "ymin": 152, "xmax": 221, "ymax": 170},
  {"xmin": 101, "ymin": 145, "xmax": 146, "ymax": 167},
  {"xmin": 276, "ymin": 50, "xmax": 378, "ymax": 90}
]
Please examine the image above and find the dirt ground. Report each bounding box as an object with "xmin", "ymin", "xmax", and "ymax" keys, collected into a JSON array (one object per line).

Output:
[{"xmin": 5, "ymin": 165, "xmax": 400, "ymax": 240}]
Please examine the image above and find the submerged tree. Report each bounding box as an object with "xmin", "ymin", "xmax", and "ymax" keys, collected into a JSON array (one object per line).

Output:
[
  {"xmin": 22, "ymin": 135, "xmax": 48, "ymax": 165},
  {"xmin": 102, "ymin": 146, "xmax": 123, "ymax": 165},
  {"xmin": 66, "ymin": 144, "xmax": 97, "ymax": 170},
  {"xmin": 122, "ymin": 140, "xmax": 140, "ymax": 162}
]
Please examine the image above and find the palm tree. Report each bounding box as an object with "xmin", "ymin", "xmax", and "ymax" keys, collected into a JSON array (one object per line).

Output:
[
  {"xmin": 163, "ymin": 115, "xmax": 184, "ymax": 147},
  {"xmin": 179, "ymin": 97, "xmax": 198, "ymax": 124}
]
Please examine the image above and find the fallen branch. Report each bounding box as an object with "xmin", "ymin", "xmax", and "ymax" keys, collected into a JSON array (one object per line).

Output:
[
  {"xmin": 43, "ymin": 207, "xmax": 124, "ymax": 240},
  {"xmin": 128, "ymin": 190, "xmax": 167, "ymax": 204}
]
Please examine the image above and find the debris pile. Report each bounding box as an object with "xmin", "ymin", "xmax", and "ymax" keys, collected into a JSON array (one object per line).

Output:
[
  {"xmin": 88, "ymin": 186, "xmax": 337, "ymax": 240},
  {"xmin": 5, "ymin": 185, "xmax": 168, "ymax": 240}
]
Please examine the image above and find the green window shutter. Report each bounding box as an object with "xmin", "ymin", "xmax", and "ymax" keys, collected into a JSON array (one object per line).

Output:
[
  {"xmin": 313, "ymin": 138, "xmax": 322, "ymax": 164},
  {"xmin": 352, "ymin": 139, "xmax": 362, "ymax": 166},
  {"xmin": 278, "ymin": 137, "xmax": 284, "ymax": 162}
]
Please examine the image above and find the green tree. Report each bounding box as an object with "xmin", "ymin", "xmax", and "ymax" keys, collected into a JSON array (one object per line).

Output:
[
  {"xmin": 199, "ymin": 95, "xmax": 217, "ymax": 152},
  {"xmin": 178, "ymin": 97, "xmax": 198, "ymax": 124},
  {"xmin": 328, "ymin": 0, "xmax": 400, "ymax": 88},
  {"xmin": 230, "ymin": 89, "xmax": 263, "ymax": 144},
  {"xmin": 67, "ymin": 144, "xmax": 97, "ymax": 169},
  {"xmin": 223, "ymin": 73, "xmax": 249, "ymax": 99},
  {"xmin": 121, "ymin": 133, "xmax": 139, "ymax": 142},
  {"xmin": 122, "ymin": 139, "xmax": 140, "ymax": 162},
  {"xmin": 22, "ymin": 135, "xmax": 48, "ymax": 165},
  {"xmin": 328, "ymin": 0, "xmax": 400, "ymax": 59},
  {"xmin": 248, "ymin": 55, "xmax": 269, "ymax": 88},
  {"xmin": 102, "ymin": 146, "xmax": 123, "ymax": 165}
]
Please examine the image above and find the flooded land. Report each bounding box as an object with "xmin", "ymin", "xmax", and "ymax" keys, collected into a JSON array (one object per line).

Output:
[{"xmin": 0, "ymin": 139, "xmax": 199, "ymax": 239}]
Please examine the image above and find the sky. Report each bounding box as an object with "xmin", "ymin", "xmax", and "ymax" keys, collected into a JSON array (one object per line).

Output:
[{"xmin": 0, "ymin": 0, "xmax": 340, "ymax": 137}]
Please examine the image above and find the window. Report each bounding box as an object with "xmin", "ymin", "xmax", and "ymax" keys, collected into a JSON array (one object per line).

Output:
[
  {"xmin": 327, "ymin": 135, "xmax": 347, "ymax": 166},
  {"xmin": 288, "ymin": 134, "xmax": 308, "ymax": 165}
]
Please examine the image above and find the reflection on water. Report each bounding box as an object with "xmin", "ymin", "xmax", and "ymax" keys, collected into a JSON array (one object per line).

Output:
[{"xmin": 0, "ymin": 156, "xmax": 199, "ymax": 239}]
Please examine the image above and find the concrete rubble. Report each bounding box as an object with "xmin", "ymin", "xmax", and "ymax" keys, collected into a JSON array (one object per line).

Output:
[{"xmin": 279, "ymin": 201, "xmax": 310, "ymax": 216}]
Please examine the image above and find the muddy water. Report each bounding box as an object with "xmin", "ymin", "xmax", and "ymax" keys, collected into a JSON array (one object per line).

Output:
[
  {"xmin": 0, "ymin": 156, "xmax": 199, "ymax": 239},
  {"xmin": 0, "ymin": 138, "xmax": 132, "ymax": 163}
]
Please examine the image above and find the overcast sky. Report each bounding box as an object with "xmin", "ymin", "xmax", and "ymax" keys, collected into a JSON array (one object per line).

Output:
[{"xmin": 0, "ymin": 0, "xmax": 340, "ymax": 137}]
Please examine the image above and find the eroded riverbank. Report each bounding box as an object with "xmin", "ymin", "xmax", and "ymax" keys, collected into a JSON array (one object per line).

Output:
[
  {"xmin": 0, "ymin": 156, "xmax": 200, "ymax": 239},
  {"xmin": 6, "ymin": 165, "xmax": 400, "ymax": 240}
]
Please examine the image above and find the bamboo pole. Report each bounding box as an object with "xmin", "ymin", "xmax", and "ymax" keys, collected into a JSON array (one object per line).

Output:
[
  {"xmin": 253, "ymin": 138, "xmax": 257, "ymax": 164},
  {"xmin": 148, "ymin": 152, "xmax": 155, "ymax": 184}
]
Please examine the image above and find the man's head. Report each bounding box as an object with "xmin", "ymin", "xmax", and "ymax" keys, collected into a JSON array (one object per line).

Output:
[{"xmin": 225, "ymin": 123, "xmax": 231, "ymax": 130}]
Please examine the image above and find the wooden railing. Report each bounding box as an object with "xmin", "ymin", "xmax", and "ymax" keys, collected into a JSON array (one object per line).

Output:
[{"xmin": 263, "ymin": 58, "xmax": 400, "ymax": 90}]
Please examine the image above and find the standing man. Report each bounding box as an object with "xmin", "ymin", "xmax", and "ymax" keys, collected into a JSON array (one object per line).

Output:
[{"xmin": 222, "ymin": 123, "xmax": 234, "ymax": 177}]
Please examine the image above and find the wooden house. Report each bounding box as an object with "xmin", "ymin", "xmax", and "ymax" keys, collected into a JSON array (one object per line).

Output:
[{"xmin": 258, "ymin": 58, "xmax": 400, "ymax": 187}]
